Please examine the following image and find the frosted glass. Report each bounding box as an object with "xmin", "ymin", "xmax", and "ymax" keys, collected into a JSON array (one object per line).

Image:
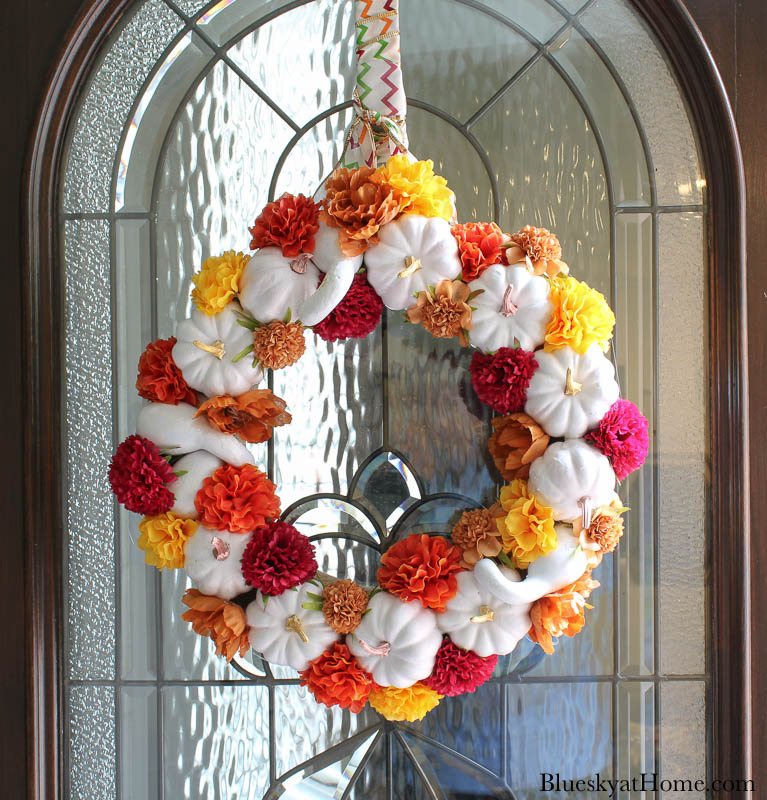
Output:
[
  {"xmin": 69, "ymin": 686, "xmax": 116, "ymax": 800},
  {"xmin": 660, "ymin": 682, "xmax": 706, "ymax": 799}
]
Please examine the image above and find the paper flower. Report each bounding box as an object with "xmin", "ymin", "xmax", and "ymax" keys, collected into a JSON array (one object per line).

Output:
[
  {"xmin": 312, "ymin": 271, "xmax": 383, "ymax": 342},
  {"xmin": 488, "ymin": 413, "xmax": 549, "ymax": 481},
  {"xmin": 422, "ymin": 639, "xmax": 497, "ymax": 697},
  {"xmin": 248, "ymin": 193, "xmax": 320, "ymax": 258},
  {"xmin": 368, "ymin": 683, "xmax": 443, "ymax": 722},
  {"xmin": 195, "ymin": 389, "xmax": 291, "ymax": 443},
  {"xmin": 138, "ymin": 511, "xmax": 198, "ymax": 569},
  {"xmin": 406, "ymin": 279, "xmax": 472, "ymax": 346},
  {"xmin": 194, "ymin": 464, "xmax": 280, "ymax": 534},
  {"xmin": 574, "ymin": 498, "xmax": 627, "ymax": 555},
  {"xmin": 253, "ymin": 320, "xmax": 306, "ymax": 369},
  {"xmin": 181, "ymin": 588, "xmax": 250, "ymax": 661},
  {"xmin": 585, "ymin": 398, "xmax": 649, "ymax": 480},
  {"xmin": 300, "ymin": 642, "xmax": 374, "ymax": 713},
  {"xmin": 372, "ymin": 155, "xmax": 453, "ymax": 220},
  {"xmin": 504, "ymin": 225, "xmax": 568, "ymax": 278},
  {"xmin": 451, "ymin": 508, "xmax": 503, "ymax": 568},
  {"xmin": 544, "ymin": 275, "xmax": 615, "ymax": 354},
  {"xmin": 496, "ymin": 480, "xmax": 557, "ymax": 568},
  {"xmin": 377, "ymin": 533, "xmax": 463, "ymax": 612},
  {"xmin": 451, "ymin": 221, "xmax": 507, "ymax": 281},
  {"xmin": 469, "ymin": 347, "xmax": 538, "ymax": 414},
  {"xmin": 136, "ymin": 337, "xmax": 197, "ymax": 406},
  {"xmin": 240, "ymin": 521, "xmax": 317, "ymax": 595},
  {"xmin": 191, "ymin": 251, "xmax": 249, "ymax": 315},
  {"xmin": 322, "ymin": 579, "xmax": 369, "ymax": 634},
  {"xmin": 108, "ymin": 434, "xmax": 176, "ymax": 515}
]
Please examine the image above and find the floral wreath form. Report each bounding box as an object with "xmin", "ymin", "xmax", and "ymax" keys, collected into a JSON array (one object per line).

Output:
[{"xmin": 108, "ymin": 0, "xmax": 649, "ymax": 724}]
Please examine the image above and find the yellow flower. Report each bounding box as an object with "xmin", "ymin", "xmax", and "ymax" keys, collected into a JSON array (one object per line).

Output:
[
  {"xmin": 138, "ymin": 512, "xmax": 198, "ymax": 570},
  {"xmin": 368, "ymin": 683, "xmax": 443, "ymax": 722},
  {"xmin": 371, "ymin": 155, "xmax": 453, "ymax": 220},
  {"xmin": 191, "ymin": 250, "xmax": 249, "ymax": 315},
  {"xmin": 544, "ymin": 275, "xmax": 615, "ymax": 354},
  {"xmin": 497, "ymin": 480, "xmax": 557, "ymax": 569}
]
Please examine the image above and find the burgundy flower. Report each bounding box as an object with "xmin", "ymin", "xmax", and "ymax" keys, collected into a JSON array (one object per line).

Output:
[
  {"xmin": 585, "ymin": 398, "xmax": 649, "ymax": 480},
  {"xmin": 241, "ymin": 521, "xmax": 317, "ymax": 595},
  {"xmin": 422, "ymin": 639, "xmax": 497, "ymax": 697},
  {"xmin": 313, "ymin": 271, "xmax": 384, "ymax": 342},
  {"xmin": 108, "ymin": 434, "xmax": 176, "ymax": 515},
  {"xmin": 469, "ymin": 347, "xmax": 538, "ymax": 414}
]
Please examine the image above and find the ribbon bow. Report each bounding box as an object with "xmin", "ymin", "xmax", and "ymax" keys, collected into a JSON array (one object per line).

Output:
[{"xmin": 342, "ymin": 90, "xmax": 409, "ymax": 169}]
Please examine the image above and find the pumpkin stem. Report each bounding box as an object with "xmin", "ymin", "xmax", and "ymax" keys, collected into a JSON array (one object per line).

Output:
[
  {"xmin": 469, "ymin": 605, "xmax": 495, "ymax": 624},
  {"xmin": 285, "ymin": 614, "xmax": 309, "ymax": 643},
  {"xmin": 193, "ymin": 339, "xmax": 226, "ymax": 360},
  {"xmin": 499, "ymin": 285, "xmax": 519, "ymax": 316},
  {"xmin": 578, "ymin": 496, "xmax": 594, "ymax": 529},
  {"xmin": 210, "ymin": 536, "xmax": 230, "ymax": 561},
  {"xmin": 357, "ymin": 638, "xmax": 391, "ymax": 656},
  {"xmin": 564, "ymin": 367, "xmax": 582, "ymax": 396},
  {"xmin": 398, "ymin": 256, "xmax": 422, "ymax": 278}
]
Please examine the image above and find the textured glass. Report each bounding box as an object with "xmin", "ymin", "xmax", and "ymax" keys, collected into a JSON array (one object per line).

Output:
[
  {"xmin": 616, "ymin": 682, "xmax": 655, "ymax": 798},
  {"xmin": 173, "ymin": 0, "xmax": 216, "ymax": 16},
  {"xmin": 121, "ymin": 687, "xmax": 159, "ymax": 800},
  {"xmin": 194, "ymin": 0, "xmax": 301, "ymax": 48},
  {"xmin": 660, "ymin": 682, "xmax": 706, "ymax": 798},
  {"xmin": 478, "ymin": 0, "xmax": 566, "ymax": 44},
  {"xmin": 69, "ymin": 686, "xmax": 117, "ymax": 800}
]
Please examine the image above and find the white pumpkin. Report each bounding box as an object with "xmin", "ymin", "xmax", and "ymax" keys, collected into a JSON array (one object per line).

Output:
[
  {"xmin": 363, "ymin": 215, "xmax": 462, "ymax": 310},
  {"xmin": 171, "ymin": 450, "xmax": 222, "ymax": 518},
  {"xmin": 346, "ymin": 591, "xmax": 442, "ymax": 688},
  {"xmin": 239, "ymin": 246, "xmax": 320, "ymax": 323},
  {"xmin": 173, "ymin": 303, "xmax": 263, "ymax": 397},
  {"xmin": 246, "ymin": 582, "xmax": 338, "ymax": 671},
  {"xmin": 524, "ymin": 345, "xmax": 620, "ymax": 438},
  {"xmin": 474, "ymin": 526, "xmax": 589, "ymax": 606},
  {"xmin": 184, "ymin": 527, "xmax": 251, "ymax": 600},
  {"xmin": 467, "ymin": 264, "xmax": 552, "ymax": 352},
  {"xmin": 528, "ymin": 439, "xmax": 616, "ymax": 522},
  {"xmin": 437, "ymin": 569, "xmax": 531, "ymax": 657},
  {"xmin": 136, "ymin": 402, "xmax": 254, "ymax": 467}
]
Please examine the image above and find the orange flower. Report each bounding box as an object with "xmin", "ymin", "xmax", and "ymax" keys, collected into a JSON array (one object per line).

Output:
[
  {"xmin": 253, "ymin": 321, "xmax": 306, "ymax": 370},
  {"xmin": 194, "ymin": 464, "xmax": 280, "ymax": 533},
  {"xmin": 528, "ymin": 570, "xmax": 600, "ymax": 654},
  {"xmin": 195, "ymin": 389, "xmax": 291, "ymax": 443},
  {"xmin": 451, "ymin": 508, "xmax": 503, "ymax": 568},
  {"xmin": 300, "ymin": 642, "xmax": 375, "ymax": 713},
  {"xmin": 406, "ymin": 279, "xmax": 472, "ymax": 346},
  {"xmin": 488, "ymin": 413, "xmax": 549, "ymax": 481},
  {"xmin": 181, "ymin": 589, "xmax": 250, "ymax": 662},
  {"xmin": 378, "ymin": 534, "xmax": 463, "ymax": 612},
  {"xmin": 504, "ymin": 225, "xmax": 569, "ymax": 278},
  {"xmin": 136, "ymin": 337, "xmax": 197, "ymax": 406},
  {"xmin": 322, "ymin": 579, "xmax": 369, "ymax": 634},
  {"xmin": 249, "ymin": 193, "xmax": 319, "ymax": 258},
  {"xmin": 451, "ymin": 221, "xmax": 507, "ymax": 281}
]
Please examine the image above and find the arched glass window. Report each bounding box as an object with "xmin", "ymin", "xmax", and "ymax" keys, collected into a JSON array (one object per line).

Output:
[{"xmin": 60, "ymin": 0, "xmax": 709, "ymax": 796}]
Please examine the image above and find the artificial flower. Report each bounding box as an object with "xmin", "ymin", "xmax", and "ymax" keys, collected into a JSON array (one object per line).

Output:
[
  {"xmin": 544, "ymin": 275, "xmax": 615, "ymax": 354},
  {"xmin": 585, "ymin": 398, "xmax": 649, "ymax": 480},
  {"xmin": 451, "ymin": 221, "xmax": 507, "ymax": 281},
  {"xmin": 451, "ymin": 508, "xmax": 503, "ymax": 568},
  {"xmin": 249, "ymin": 193, "xmax": 320, "ymax": 258},
  {"xmin": 240, "ymin": 521, "xmax": 317, "ymax": 595},
  {"xmin": 322, "ymin": 579, "xmax": 369, "ymax": 634},
  {"xmin": 138, "ymin": 511, "xmax": 198, "ymax": 570},
  {"xmin": 312, "ymin": 272, "xmax": 383, "ymax": 342},
  {"xmin": 181, "ymin": 588, "xmax": 250, "ymax": 661},
  {"xmin": 497, "ymin": 480, "xmax": 557, "ymax": 568},
  {"xmin": 504, "ymin": 225, "xmax": 568, "ymax": 278},
  {"xmin": 191, "ymin": 251, "xmax": 249, "ymax": 315},
  {"xmin": 300, "ymin": 642, "xmax": 374, "ymax": 713},
  {"xmin": 195, "ymin": 389, "xmax": 291, "ymax": 443},
  {"xmin": 252, "ymin": 320, "xmax": 306, "ymax": 369},
  {"xmin": 423, "ymin": 639, "xmax": 497, "ymax": 697},
  {"xmin": 573, "ymin": 496, "xmax": 628, "ymax": 555},
  {"xmin": 135, "ymin": 337, "xmax": 197, "ymax": 405},
  {"xmin": 108, "ymin": 434, "xmax": 176, "ymax": 515},
  {"xmin": 368, "ymin": 683, "xmax": 443, "ymax": 722},
  {"xmin": 371, "ymin": 155, "xmax": 453, "ymax": 220},
  {"xmin": 469, "ymin": 347, "xmax": 538, "ymax": 414},
  {"xmin": 406, "ymin": 279, "xmax": 472, "ymax": 346},
  {"xmin": 194, "ymin": 464, "xmax": 280, "ymax": 534},
  {"xmin": 377, "ymin": 533, "xmax": 463, "ymax": 612},
  {"xmin": 488, "ymin": 413, "xmax": 549, "ymax": 480}
]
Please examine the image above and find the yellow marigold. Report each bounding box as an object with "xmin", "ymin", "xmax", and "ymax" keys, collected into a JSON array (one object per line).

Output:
[
  {"xmin": 368, "ymin": 683, "xmax": 443, "ymax": 722},
  {"xmin": 496, "ymin": 479, "xmax": 557, "ymax": 569},
  {"xmin": 138, "ymin": 511, "xmax": 199, "ymax": 570},
  {"xmin": 191, "ymin": 250, "xmax": 249, "ymax": 315},
  {"xmin": 371, "ymin": 155, "xmax": 453, "ymax": 221},
  {"xmin": 544, "ymin": 275, "xmax": 615, "ymax": 354}
]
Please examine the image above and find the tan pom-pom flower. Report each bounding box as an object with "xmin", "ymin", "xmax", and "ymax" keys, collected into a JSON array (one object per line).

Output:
[
  {"xmin": 321, "ymin": 579, "xmax": 369, "ymax": 634},
  {"xmin": 574, "ymin": 497, "xmax": 628, "ymax": 556},
  {"xmin": 253, "ymin": 321, "xmax": 306, "ymax": 370},
  {"xmin": 505, "ymin": 225, "xmax": 569, "ymax": 278},
  {"xmin": 451, "ymin": 508, "xmax": 503, "ymax": 568},
  {"xmin": 406, "ymin": 279, "xmax": 472, "ymax": 346},
  {"xmin": 488, "ymin": 413, "xmax": 549, "ymax": 481}
]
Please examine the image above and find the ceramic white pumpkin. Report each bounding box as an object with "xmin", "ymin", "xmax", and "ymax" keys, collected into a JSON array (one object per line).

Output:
[
  {"xmin": 239, "ymin": 246, "xmax": 321, "ymax": 324},
  {"xmin": 467, "ymin": 264, "xmax": 553, "ymax": 352},
  {"xmin": 524, "ymin": 344, "xmax": 620, "ymax": 438},
  {"xmin": 170, "ymin": 450, "xmax": 222, "ymax": 518},
  {"xmin": 474, "ymin": 526, "xmax": 589, "ymax": 606},
  {"xmin": 528, "ymin": 439, "xmax": 616, "ymax": 522},
  {"xmin": 173, "ymin": 302, "xmax": 264, "ymax": 397},
  {"xmin": 246, "ymin": 582, "xmax": 338, "ymax": 671},
  {"xmin": 136, "ymin": 402, "xmax": 254, "ymax": 467},
  {"xmin": 184, "ymin": 527, "xmax": 252, "ymax": 600},
  {"xmin": 437, "ymin": 569, "xmax": 531, "ymax": 657},
  {"xmin": 346, "ymin": 591, "xmax": 442, "ymax": 687},
  {"xmin": 363, "ymin": 215, "xmax": 462, "ymax": 310}
]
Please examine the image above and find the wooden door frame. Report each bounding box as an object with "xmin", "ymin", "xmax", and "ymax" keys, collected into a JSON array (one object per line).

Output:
[{"xmin": 17, "ymin": 0, "xmax": 753, "ymax": 797}]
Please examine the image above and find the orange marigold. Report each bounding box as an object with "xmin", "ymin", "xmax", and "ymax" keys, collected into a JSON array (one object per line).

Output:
[
  {"xmin": 451, "ymin": 221, "xmax": 508, "ymax": 281},
  {"xmin": 181, "ymin": 589, "xmax": 250, "ymax": 662},
  {"xmin": 195, "ymin": 389, "xmax": 291, "ymax": 443},
  {"xmin": 504, "ymin": 225, "xmax": 569, "ymax": 278},
  {"xmin": 136, "ymin": 337, "xmax": 197, "ymax": 406},
  {"xmin": 300, "ymin": 642, "xmax": 375, "ymax": 713},
  {"xmin": 451, "ymin": 508, "xmax": 503, "ymax": 568},
  {"xmin": 488, "ymin": 413, "xmax": 549, "ymax": 481},
  {"xmin": 253, "ymin": 321, "xmax": 306, "ymax": 370},
  {"xmin": 322, "ymin": 579, "xmax": 369, "ymax": 634},
  {"xmin": 377, "ymin": 533, "xmax": 463, "ymax": 612},
  {"xmin": 249, "ymin": 193, "xmax": 319, "ymax": 258}
]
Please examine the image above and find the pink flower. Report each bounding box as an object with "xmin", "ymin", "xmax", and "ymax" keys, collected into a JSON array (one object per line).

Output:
[
  {"xmin": 469, "ymin": 347, "xmax": 538, "ymax": 414},
  {"xmin": 585, "ymin": 399, "xmax": 649, "ymax": 480},
  {"xmin": 313, "ymin": 272, "xmax": 383, "ymax": 342},
  {"xmin": 422, "ymin": 639, "xmax": 497, "ymax": 697},
  {"xmin": 108, "ymin": 435, "xmax": 176, "ymax": 515},
  {"xmin": 241, "ymin": 521, "xmax": 318, "ymax": 595}
]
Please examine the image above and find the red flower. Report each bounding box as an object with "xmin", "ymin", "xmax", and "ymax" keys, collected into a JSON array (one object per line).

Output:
[
  {"xmin": 248, "ymin": 193, "xmax": 320, "ymax": 258},
  {"xmin": 108, "ymin": 435, "xmax": 176, "ymax": 515},
  {"xmin": 300, "ymin": 642, "xmax": 374, "ymax": 713},
  {"xmin": 313, "ymin": 271, "xmax": 383, "ymax": 342},
  {"xmin": 585, "ymin": 398, "xmax": 649, "ymax": 480},
  {"xmin": 451, "ymin": 221, "xmax": 507, "ymax": 281},
  {"xmin": 135, "ymin": 337, "xmax": 197, "ymax": 406},
  {"xmin": 240, "ymin": 521, "xmax": 317, "ymax": 595},
  {"xmin": 423, "ymin": 639, "xmax": 497, "ymax": 697},
  {"xmin": 469, "ymin": 348, "xmax": 538, "ymax": 414},
  {"xmin": 195, "ymin": 464, "xmax": 280, "ymax": 534}
]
